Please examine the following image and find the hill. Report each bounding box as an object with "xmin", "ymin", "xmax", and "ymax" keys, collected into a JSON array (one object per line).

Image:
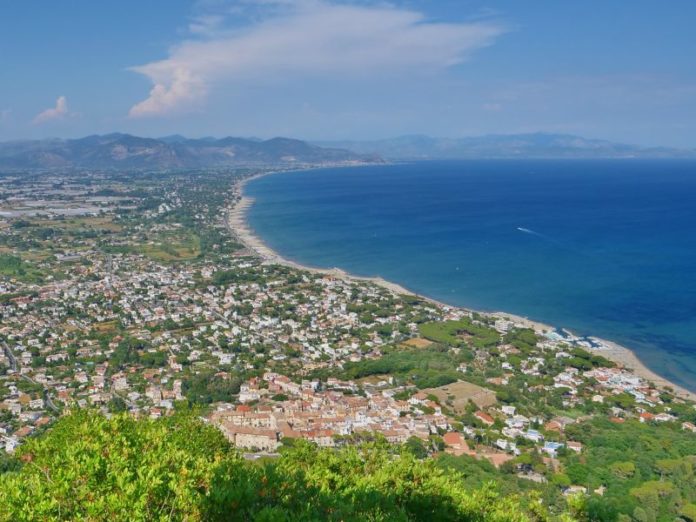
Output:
[
  {"xmin": 315, "ymin": 133, "xmax": 696, "ymax": 159},
  {"xmin": 0, "ymin": 134, "xmax": 378, "ymax": 170},
  {"xmin": 0, "ymin": 411, "xmax": 539, "ymax": 521}
]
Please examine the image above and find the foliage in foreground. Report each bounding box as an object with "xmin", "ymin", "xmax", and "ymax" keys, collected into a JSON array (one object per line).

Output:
[{"xmin": 0, "ymin": 411, "xmax": 549, "ymax": 522}]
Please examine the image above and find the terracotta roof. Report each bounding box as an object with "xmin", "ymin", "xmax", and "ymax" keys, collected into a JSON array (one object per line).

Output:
[
  {"xmin": 443, "ymin": 432, "xmax": 465, "ymax": 446},
  {"xmin": 475, "ymin": 411, "xmax": 494, "ymax": 424}
]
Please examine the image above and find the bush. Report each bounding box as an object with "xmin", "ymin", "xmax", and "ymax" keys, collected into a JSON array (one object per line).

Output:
[{"xmin": 0, "ymin": 411, "xmax": 540, "ymax": 521}]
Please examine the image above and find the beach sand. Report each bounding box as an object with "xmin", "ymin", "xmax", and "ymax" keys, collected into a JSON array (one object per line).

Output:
[
  {"xmin": 228, "ymin": 174, "xmax": 414, "ymax": 297},
  {"xmin": 489, "ymin": 312, "xmax": 696, "ymax": 402},
  {"xmin": 226, "ymin": 173, "xmax": 696, "ymax": 403},
  {"xmin": 588, "ymin": 337, "xmax": 696, "ymax": 402}
]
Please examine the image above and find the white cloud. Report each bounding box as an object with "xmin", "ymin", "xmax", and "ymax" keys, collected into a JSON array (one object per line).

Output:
[
  {"xmin": 188, "ymin": 14, "xmax": 225, "ymax": 36},
  {"xmin": 129, "ymin": 1, "xmax": 504, "ymax": 117},
  {"xmin": 33, "ymin": 96, "xmax": 70, "ymax": 124}
]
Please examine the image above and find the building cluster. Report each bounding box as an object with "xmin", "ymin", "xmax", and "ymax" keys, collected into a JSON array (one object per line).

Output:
[
  {"xmin": 0, "ymin": 246, "xmax": 439, "ymax": 453},
  {"xmin": 211, "ymin": 372, "xmax": 453, "ymax": 451}
]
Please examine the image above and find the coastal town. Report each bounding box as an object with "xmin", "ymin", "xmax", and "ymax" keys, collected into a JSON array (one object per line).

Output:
[
  {"xmin": 1, "ymin": 166, "xmax": 696, "ymax": 512},
  {"xmin": 3, "ymin": 1, "xmax": 696, "ymax": 517}
]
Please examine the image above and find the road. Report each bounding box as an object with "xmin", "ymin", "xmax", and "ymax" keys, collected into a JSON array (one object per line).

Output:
[
  {"xmin": 1, "ymin": 340, "xmax": 17, "ymax": 372},
  {"xmin": 2, "ymin": 340, "xmax": 59, "ymax": 413}
]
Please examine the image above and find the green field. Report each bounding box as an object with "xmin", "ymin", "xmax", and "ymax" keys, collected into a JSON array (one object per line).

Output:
[{"xmin": 419, "ymin": 318, "xmax": 500, "ymax": 349}]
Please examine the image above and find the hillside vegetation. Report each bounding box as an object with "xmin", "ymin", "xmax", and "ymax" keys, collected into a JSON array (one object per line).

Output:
[{"xmin": 0, "ymin": 411, "xmax": 548, "ymax": 521}]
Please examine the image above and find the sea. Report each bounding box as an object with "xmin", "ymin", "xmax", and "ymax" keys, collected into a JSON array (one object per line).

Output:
[{"xmin": 245, "ymin": 160, "xmax": 696, "ymax": 392}]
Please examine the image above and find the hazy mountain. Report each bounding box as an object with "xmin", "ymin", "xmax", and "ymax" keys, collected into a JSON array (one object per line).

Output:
[
  {"xmin": 3, "ymin": 133, "xmax": 692, "ymax": 170},
  {"xmin": 0, "ymin": 134, "xmax": 378, "ymax": 170},
  {"xmin": 315, "ymin": 133, "xmax": 696, "ymax": 159}
]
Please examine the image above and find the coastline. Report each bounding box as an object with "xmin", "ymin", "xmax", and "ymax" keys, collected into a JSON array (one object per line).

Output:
[
  {"xmin": 227, "ymin": 171, "xmax": 414, "ymax": 297},
  {"xmin": 226, "ymin": 170, "xmax": 696, "ymax": 403}
]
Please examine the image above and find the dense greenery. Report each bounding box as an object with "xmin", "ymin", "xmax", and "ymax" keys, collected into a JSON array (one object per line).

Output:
[
  {"xmin": 0, "ymin": 253, "xmax": 44, "ymax": 282},
  {"xmin": 183, "ymin": 370, "xmax": 244, "ymax": 404},
  {"xmin": 419, "ymin": 318, "xmax": 500, "ymax": 349},
  {"xmin": 341, "ymin": 344, "xmax": 469, "ymax": 389},
  {"xmin": 561, "ymin": 417, "xmax": 696, "ymax": 522},
  {"xmin": 436, "ymin": 453, "xmax": 551, "ymax": 499},
  {"xmin": 0, "ymin": 411, "xmax": 543, "ymax": 521}
]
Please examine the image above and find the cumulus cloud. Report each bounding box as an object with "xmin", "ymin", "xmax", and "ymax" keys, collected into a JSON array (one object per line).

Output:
[
  {"xmin": 33, "ymin": 96, "xmax": 70, "ymax": 124},
  {"xmin": 128, "ymin": 1, "xmax": 504, "ymax": 117}
]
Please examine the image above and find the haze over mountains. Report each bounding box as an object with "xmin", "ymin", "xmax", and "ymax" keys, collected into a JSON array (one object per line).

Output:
[
  {"xmin": 0, "ymin": 132, "xmax": 693, "ymax": 170},
  {"xmin": 0, "ymin": 134, "xmax": 375, "ymax": 170},
  {"xmin": 315, "ymin": 133, "xmax": 696, "ymax": 160}
]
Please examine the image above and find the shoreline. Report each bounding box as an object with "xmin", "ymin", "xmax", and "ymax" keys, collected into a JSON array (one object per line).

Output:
[
  {"xmin": 226, "ymin": 169, "xmax": 696, "ymax": 403},
  {"xmin": 228, "ymin": 170, "xmax": 415, "ymax": 297}
]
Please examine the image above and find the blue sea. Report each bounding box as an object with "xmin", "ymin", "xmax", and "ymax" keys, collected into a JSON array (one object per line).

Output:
[{"xmin": 245, "ymin": 160, "xmax": 696, "ymax": 392}]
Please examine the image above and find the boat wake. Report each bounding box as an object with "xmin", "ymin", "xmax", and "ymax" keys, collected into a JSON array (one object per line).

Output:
[
  {"xmin": 517, "ymin": 227, "xmax": 543, "ymax": 237},
  {"xmin": 517, "ymin": 226, "xmax": 596, "ymax": 259}
]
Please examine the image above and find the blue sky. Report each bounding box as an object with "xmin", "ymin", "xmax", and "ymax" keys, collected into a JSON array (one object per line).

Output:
[{"xmin": 1, "ymin": 0, "xmax": 695, "ymax": 146}]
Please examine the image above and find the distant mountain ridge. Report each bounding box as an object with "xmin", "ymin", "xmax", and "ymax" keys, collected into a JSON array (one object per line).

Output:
[
  {"xmin": 315, "ymin": 133, "xmax": 696, "ymax": 159},
  {"xmin": 2, "ymin": 132, "xmax": 693, "ymax": 170},
  {"xmin": 0, "ymin": 133, "xmax": 377, "ymax": 170}
]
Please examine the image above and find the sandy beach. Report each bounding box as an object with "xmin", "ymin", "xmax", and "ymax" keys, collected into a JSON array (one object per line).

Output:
[
  {"xmin": 226, "ymin": 172, "xmax": 696, "ymax": 403},
  {"xmin": 587, "ymin": 337, "xmax": 696, "ymax": 401},
  {"xmin": 228, "ymin": 173, "xmax": 416, "ymax": 297},
  {"xmin": 490, "ymin": 312, "xmax": 696, "ymax": 402}
]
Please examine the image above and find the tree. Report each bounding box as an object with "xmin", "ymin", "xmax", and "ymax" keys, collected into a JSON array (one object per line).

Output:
[
  {"xmin": 551, "ymin": 473, "xmax": 571, "ymax": 489},
  {"xmin": 429, "ymin": 434, "xmax": 445, "ymax": 452},
  {"xmin": 610, "ymin": 461, "xmax": 635, "ymax": 479},
  {"xmin": 0, "ymin": 452, "xmax": 20, "ymax": 474},
  {"xmin": 404, "ymin": 436, "xmax": 429, "ymax": 458},
  {"xmin": 680, "ymin": 504, "xmax": 696, "ymax": 522},
  {"xmin": 108, "ymin": 396, "xmax": 127, "ymax": 413},
  {"xmin": 0, "ymin": 411, "xmax": 539, "ymax": 521}
]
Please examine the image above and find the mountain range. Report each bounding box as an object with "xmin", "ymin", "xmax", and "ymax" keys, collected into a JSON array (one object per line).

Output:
[
  {"xmin": 0, "ymin": 134, "xmax": 376, "ymax": 170},
  {"xmin": 1, "ymin": 132, "xmax": 694, "ymax": 170},
  {"xmin": 315, "ymin": 133, "xmax": 696, "ymax": 160}
]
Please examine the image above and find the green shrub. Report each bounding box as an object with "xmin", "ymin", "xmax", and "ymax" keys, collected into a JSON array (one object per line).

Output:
[{"xmin": 0, "ymin": 411, "xmax": 540, "ymax": 521}]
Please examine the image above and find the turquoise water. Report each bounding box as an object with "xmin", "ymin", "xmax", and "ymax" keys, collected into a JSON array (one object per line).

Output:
[{"xmin": 245, "ymin": 160, "xmax": 696, "ymax": 391}]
